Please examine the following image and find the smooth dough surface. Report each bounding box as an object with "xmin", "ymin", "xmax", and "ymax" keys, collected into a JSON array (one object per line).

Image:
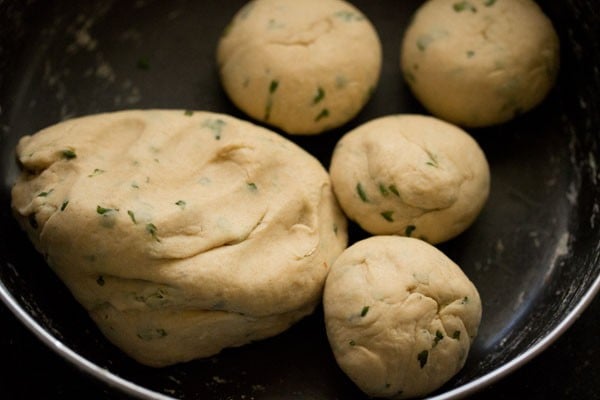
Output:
[
  {"xmin": 400, "ymin": 0, "xmax": 560, "ymax": 127},
  {"xmin": 323, "ymin": 236, "xmax": 482, "ymax": 398},
  {"xmin": 329, "ymin": 114, "xmax": 490, "ymax": 244},
  {"xmin": 11, "ymin": 109, "xmax": 348, "ymax": 367},
  {"xmin": 217, "ymin": 0, "xmax": 382, "ymax": 135}
]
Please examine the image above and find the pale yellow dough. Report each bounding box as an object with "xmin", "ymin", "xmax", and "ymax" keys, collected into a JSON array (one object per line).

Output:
[
  {"xmin": 11, "ymin": 109, "xmax": 348, "ymax": 367},
  {"xmin": 329, "ymin": 114, "xmax": 490, "ymax": 244},
  {"xmin": 323, "ymin": 236, "xmax": 482, "ymax": 399},
  {"xmin": 400, "ymin": 0, "xmax": 560, "ymax": 127},
  {"xmin": 217, "ymin": 0, "xmax": 382, "ymax": 135}
]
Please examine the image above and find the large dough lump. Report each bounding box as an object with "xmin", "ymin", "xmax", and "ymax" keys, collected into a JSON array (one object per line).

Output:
[
  {"xmin": 323, "ymin": 236, "xmax": 482, "ymax": 398},
  {"xmin": 11, "ymin": 109, "xmax": 348, "ymax": 367}
]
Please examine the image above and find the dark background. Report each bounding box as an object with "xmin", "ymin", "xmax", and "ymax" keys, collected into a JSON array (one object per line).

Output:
[{"xmin": 1, "ymin": 1, "xmax": 599, "ymax": 399}]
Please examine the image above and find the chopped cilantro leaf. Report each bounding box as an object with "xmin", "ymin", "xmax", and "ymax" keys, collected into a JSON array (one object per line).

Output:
[
  {"xmin": 62, "ymin": 149, "xmax": 77, "ymax": 159},
  {"xmin": 356, "ymin": 182, "xmax": 369, "ymax": 202},
  {"xmin": 360, "ymin": 306, "xmax": 370, "ymax": 317},
  {"xmin": 146, "ymin": 223, "xmax": 160, "ymax": 242},
  {"xmin": 381, "ymin": 211, "xmax": 394, "ymax": 222},
  {"xmin": 127, "ymin": 210, "xmax": 137, "ymax": 224},
  {"xmin": 315, "ymin": 108, "xmax": 330, "ymax": 122},
  {"xmin": 313, "ymin": 87, "xmax": 325, "ymax": 104},
  {"xmin": 97, "ymin": 205, "xmax": 118, "ymax": 215}
]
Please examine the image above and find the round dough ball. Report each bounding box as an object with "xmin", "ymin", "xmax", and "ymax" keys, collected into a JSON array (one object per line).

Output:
[
  {"xmin": 329, "ymin": 114, "xmax": 490, "ymax": 244},
  {"xmin": 400, "ymin": 0, "xmax": 560, "ymax": 127},
  {"xmin": 323, "ymin": 236, "xmax": 482, "ymax": 399},
  {"xmin": 11, "ymin": 109, "xmax": 348, "ymax": 367},
  {"xmin": 217, "ymin": 0, "xmax": 382, "ymax": 135}
]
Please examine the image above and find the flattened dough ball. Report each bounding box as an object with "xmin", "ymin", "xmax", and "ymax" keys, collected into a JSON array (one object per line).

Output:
[
  {"xmin": 217, "ymin": 0, "xmax": 382, "ymax": 135},
  {"xmin": 11, "ymin": 110, "xmax": 348, "ymax": 367},
  {"xmin": 400, "ymin": 0, "xmax": 560, "ymax": 127},
  {"xmin": 323, "ymin": 236, "xmax": 482, "ymax": 398},
  {"xmin": 329, "ymin": 114, "xmax": 490, "ymax": 244}
]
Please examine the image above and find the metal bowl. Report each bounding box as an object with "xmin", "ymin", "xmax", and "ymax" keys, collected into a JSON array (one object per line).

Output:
[{"xmin": 1, "ymin": 0, "xmax": 599, "ymax": 398}]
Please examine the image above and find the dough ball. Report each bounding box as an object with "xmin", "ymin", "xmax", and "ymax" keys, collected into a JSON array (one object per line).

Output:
[
  {"xmin": 11, "ymin": 110, "xmax": 348, "ymax": 367},
  {"xmin": 330, "ymin": 114, "xmax": 490, "ymax": 244},
  {"xmin": 400, "ymin": 0, "xmax": 560, "ymax": 127},
  {"xmin": 323, "ymin": 236, "xmax": 482, "ymax": 398},
  {"xmin": 217, "ymin": 0, "xmax": 382, "ymax": 135}
]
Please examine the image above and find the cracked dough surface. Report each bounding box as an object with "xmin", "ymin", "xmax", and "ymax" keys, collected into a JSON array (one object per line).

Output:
[
  {"xmin": 323, "ymin": 236, "xmax": 482, "ymax": 398},
  {"xmin": 217, "ymin": 0, "xmax": 382, "ymax": 135},
  {"xmin": 400, "ymin": 0, "xmax": 560, "ymax": 127},
  {"xmin": 11, "ymin": 109, "xmax": 348, "ymax": 367},
  {"xmin": 329, "ymin": 114, "xmax": 490, "ymax": 244}
]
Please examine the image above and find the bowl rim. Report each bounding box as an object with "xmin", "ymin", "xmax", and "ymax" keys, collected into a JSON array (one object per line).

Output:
[{"xmin": 1, "ymin": 271, "xmax": 599, "ymax": 400}]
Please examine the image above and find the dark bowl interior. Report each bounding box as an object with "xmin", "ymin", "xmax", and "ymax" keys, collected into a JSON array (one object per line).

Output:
[{"xmin": 1, "ymin": 0, "xmax": 599, "ymax": 399}]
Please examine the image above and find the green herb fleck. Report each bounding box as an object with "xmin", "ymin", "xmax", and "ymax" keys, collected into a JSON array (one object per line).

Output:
[
  {"xmin": 184, "ymin": 110, "xmax": 194, "ymax": 116},
  {"xmin": 417, "ymin": 350, "xmax": 429, "ymax": 368},
  {"xmin": 417, "ymin": 34, "xmax": 433, "ymax": 51},
  {"xmin": 97, "ymin": 205, "xmax": 118, "ymax": 215},
  {"xmin": 333, "ymin": 224, "xmax": 338, "ymax": 235},
  {"xmin": 360, "ymin": 306, "xmax": 370, "ymax": 317},
  {"xmin": 96, "ymin": 276, "xmax": 105, "ymax": 286},
  {"xmin": 315, "ymin": 108, "xmax": 330, "ymax": 122},
  {"xmin": 334, "ymin": 10, "xmax": 364, "ymax": 21},
  {"xmin": 356, "ymin": 182, "xmax": 369, "ymax": 203},
  {"xmin": 137, "ymin": 57, "xmax": 150, "ymax": 70},
  {"xmin": 461, "ymin": 296, "xmax": 469, "ymax": 304},
  {"xmin": 265, "ymin": 98, "xmax": 274, "ymax": 121},
  {"xmin": 349, "ymin": 339, "xmax": 356, "ymax": 346},
  {"xmin": 264, "ymin": 80, "xmax": 280, "ymax": 121},
  {"xmin": 484, "ymin": 0, "xmax": 496, "ymax": 6},
  {"xmin": 202, "ymin": 118, "xmax": 226, "ymax": 140},
  {"xmin": 389, "ymin": 184, "xmax": 400, "ymax": 197},
  {"xmin": 433, "ymin": 330, "xmax": 444, "ymax": 347},
  {"xmin": 175, "ymin": 200, "xmax": 186, "ymax": 209},
  {"xmin": 37, "ymin": 189, "xmax": 54, "ymax": 197},
  {"xmin": 88, "ymin": 168, "xmax": 105, "ymax": 177},
  {"xmin": 379, "ymin": 183, "xmax": 389, "ymax": 197},
  {"xmin": 127, "ymin": 210, "xmax": 137, "ymax": 224},
  {"xmin": 335, "ymin": 75, "xmax": 348, "ymax": 89},
  {"xmin": 137, "ymin": 328, "xmax": 167, "ymax": 340},
  {"xmin": 28, "ymin": 214, "xmax": 38, "ymax": 229},
  {"xmin": 425, "ymin": 151, "xmax": 439, "ymax": 167},
  {"xmin": 453, "ymin": 1, "xmax": 477, "ymax": 12},
  {"xmin": 381, "ymin": 211, "xmax": 394, "ymax": 222},
  {"xmin": 131, "ymin": 182, "xmax": 140, "ymax": 189},
  {"xmin": 452, "ymin": 330, "xmax": 461, "ymax": 340},
  {"xmin": 467, "ymin": 50, "xmax": 475, "ymax": 58},
  {"xmin": 405, "ymin": 225, "xmax": 416, "ymax": 237},
  {"xmin": 146, "ymin": 223, "xmax": 160, "ymax": 242},
  {"xmin": 247, "ymin": 182, "xmax": 258, "ymax": 192},
  {"xmin": 60, "ymin": 200, "xmax": 69, "ymax": 211},
  {"xmin": 61, "ymin": 149, "xmax": 77, "ymax": 159},
  {"xmin": 313, "ymin": 87, "xmax": 325, "ymax": 104}
]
